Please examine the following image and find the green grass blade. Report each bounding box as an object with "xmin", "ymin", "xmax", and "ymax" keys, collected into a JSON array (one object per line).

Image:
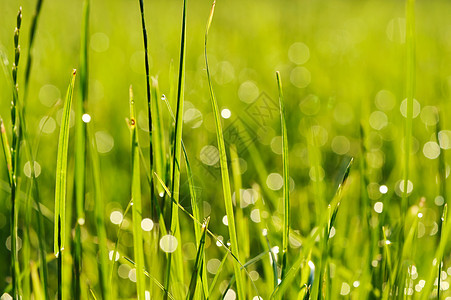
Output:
[
  {"xmin": 129, "ymin": 86, "xmax": 146, "ymax": 299},
  {"xmin": 87, "ymin": 122, "xmax": 110, "ymax": 300},
  {"xmin": 401, "ymin": 0, "xmax": 415, "ymax": 220},
  {"xmin": 138, "ymin": 0, "xmax": 157, "ymax": 221},
  {"xmin": 165, "ymin": 0, "xmax": 188, "ymax": 297},
  {"xmin": 151, "ymin": 77, "xmax": 166, "ymax": 200},
  {"xmin": 74, "ymin": 0, "xmax": 90, "ymax": 297},
  {"xmin": 276, "ymin": 71, "xmax": 290, "ymax": 280},
  {"xmin": 54, "ymin": 69, "xmax": 76, "ymax": 300},
  {"xmin": 186, "ymin": 217, "xmax": 209, "ymax": 300},
  {"xmin": 204, "ymin": 1, "xmax": 245, "ymax": 298},
  {"xmin": 230, "ymin": 144, "xmax": 248, "ymax": 260}
]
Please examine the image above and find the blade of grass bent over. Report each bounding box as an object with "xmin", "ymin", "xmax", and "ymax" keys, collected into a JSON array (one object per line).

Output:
[
  {"xmin": 205, "ymin": 1, "xmax": 245, "ymax": 299},
  {"xmin": 276, "ymin": 71, "xmax": 290, "ymax": 280},
  {"xmin": 54, "ymin": 70, "xmax": 76, "ymax": 300},
  {"xmin": 129, "ymin": 86, "xmax": 146, "ymax": 299}
]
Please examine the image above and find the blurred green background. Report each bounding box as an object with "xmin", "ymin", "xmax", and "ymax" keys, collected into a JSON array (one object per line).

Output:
[{"xmin": 1, "ymin": 0, "xmax": 451, "ymax": 298}]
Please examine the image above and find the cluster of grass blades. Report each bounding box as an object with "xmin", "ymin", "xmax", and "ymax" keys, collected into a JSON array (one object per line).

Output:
[{"xmin": 2, "ymin": 0, "xmax": 451, "ymax": 299}]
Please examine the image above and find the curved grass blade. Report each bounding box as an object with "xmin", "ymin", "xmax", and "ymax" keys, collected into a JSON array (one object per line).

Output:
[
  {"xmin": 54, "ymin": 69, "xmax": 76, "ymax": 300},
  {"xmin": 276, "ymin": 71, "xmax": 290, "ymax": 280},
  {"xmin": 129, "ymin": 86, "xmax": 146, "ymax": 299},
  {"xmin": 204, "ymin": 1, "xmax": 245, "ymax": 298}
]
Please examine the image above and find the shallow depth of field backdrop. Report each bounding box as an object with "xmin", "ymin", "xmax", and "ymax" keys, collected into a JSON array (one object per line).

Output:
[{"xmin": 1, "ymin": 0, "xmax": 451, "ymax": 299}]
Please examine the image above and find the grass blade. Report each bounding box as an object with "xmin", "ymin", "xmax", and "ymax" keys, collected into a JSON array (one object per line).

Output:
[
  {"xmin": 165, "ymin": 0, "xmax": 188, "ymax": 297},
  {"xmin": 73, "ymin": 0, "xmax": 90, "ymax": 297},
  {"xmin": 230, "ymin": 144, "xmax": 249, "ymax": 260},
  {"xmin": 401, "ymin": 0, "xmax": 415, "ymax": 220},
  {"xmin": 87, "ymin": 121, "xmax": 110, "ymax": 300},
  {"xmin": 276, "ymin": 71, "xmax": 290, "ymax": 280},
  {"xmin": 186, "ymin": 217, "xmax": 209, "ymax": 300},
  {"xmin": 129, "ymin": 86, "xmax": 146, "ymax": 299},
  {"xmin": 205, "ymin": 1, "xmax": 245, "ymax": 298},
  {"xmin": 54, "ymin": 69, "xmax": 76, "ymax": 300}
]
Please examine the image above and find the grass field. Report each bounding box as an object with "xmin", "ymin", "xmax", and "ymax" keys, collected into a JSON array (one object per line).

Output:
[{"xmin": 1, "ymin": 0, "xmax": 451, "ymax": 299}]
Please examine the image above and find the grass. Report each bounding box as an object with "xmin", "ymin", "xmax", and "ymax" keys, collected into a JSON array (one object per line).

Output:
[
  {"xmin": 2, "ymin": 0, "xmax": 451, "ymax": 299},
  {"xmin": 54, "ymin": 69, "xmax": 76, "ymax": 299},
  {"xmin": 205, "ymin": 1, "xmax": 246, "ymax": 298}
]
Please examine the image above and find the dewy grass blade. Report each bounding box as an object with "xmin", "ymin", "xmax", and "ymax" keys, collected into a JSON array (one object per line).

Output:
[
  {"xmin": 205, "ymin": 1, "xmax": 245, "ymax": 298},
  {"xmin": 165, "ymin": 0, "xmax": 188, "ymax": 297},
  {"xmin": 129, "ymin": 86, "xmax": 146, "ymax": 299},
  {"xmin": 276, "ymin": 71, "xmax": 290, "ymax": 280},
  {"xmin": 54, "ymin": 69, "xmax": 76, "ymax": 300},
  {"xmin": 151, "ymin": 77, "xmax": 166, "ymax": 201}
]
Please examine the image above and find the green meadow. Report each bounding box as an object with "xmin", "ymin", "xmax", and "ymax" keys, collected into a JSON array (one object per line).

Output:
[{"xmin": 1, "ymin": 0, "xmax": 451, "ymax": 299}]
